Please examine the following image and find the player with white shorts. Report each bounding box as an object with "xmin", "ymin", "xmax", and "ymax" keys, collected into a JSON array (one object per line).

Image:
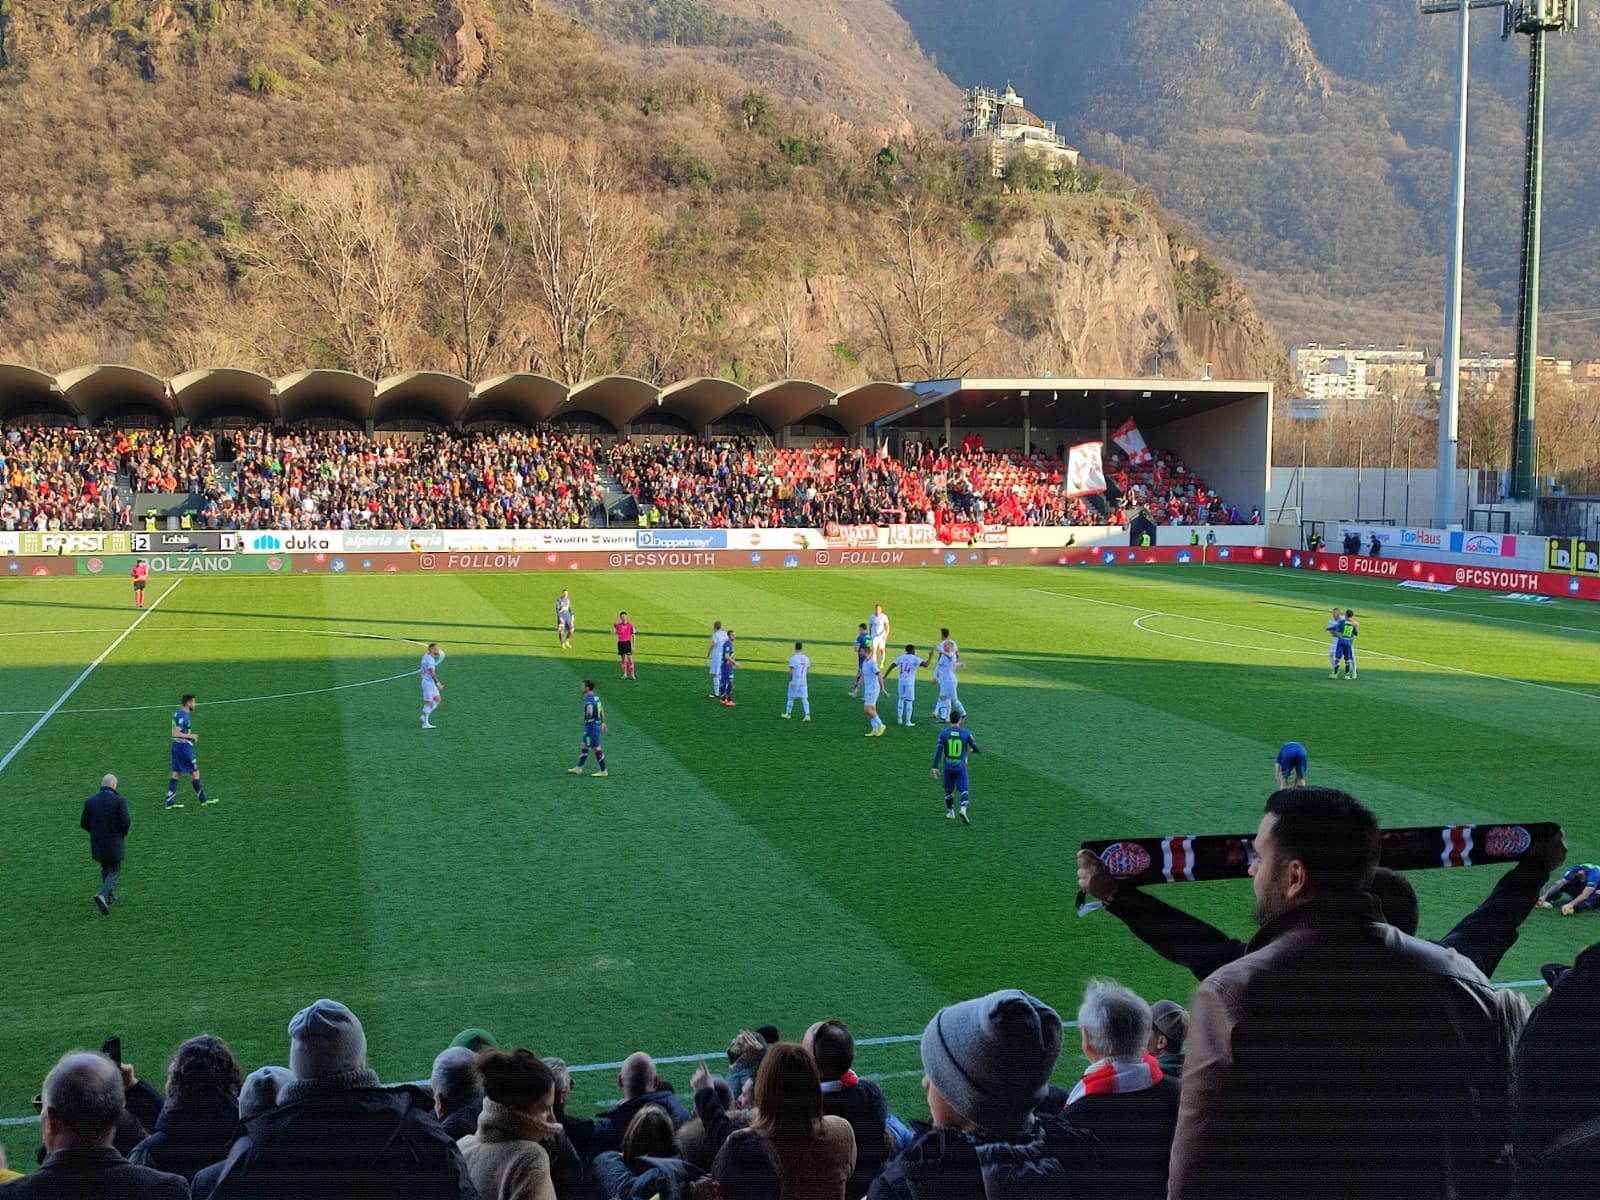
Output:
[
  {"xmin": 420, "ymin": 642, "xmax": 445, "ymax": 729},
  {"xmin": 708, "ymin": 621, "xmax": 729, "ymax": 699},
  {"xmin": 933, "ymin": 628, "xmax": 966, "ymax": 723},
  {"xmin": 861, "ymin": 655, "xmax": 885, "ymax": 737},
  {"xmin": 869, "ymin": 604, "xmax": 891, "ymax": 669},
  {"xmin": 892, "ymin": 644, "xmax": 926, "ymax": 726},
  {"xmin": 784, "ymin": 641, "xmax": 812, "ymax": 720}
]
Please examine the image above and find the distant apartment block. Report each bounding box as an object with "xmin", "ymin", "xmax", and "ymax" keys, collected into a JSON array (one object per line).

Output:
[
  {"xmin": 1576, "ymin": 360, "xmax": 1600, "ymax": 381},
  {"xmin": 961, "ymin": 84, "xmax": 1080, "ymax": 178},
  {"xmin": 1290, "ymin": 343, "xmax": 1429, "ymax": 401},
  {"xmin": 1430, "ymin": 351, "xmax": 1574, "ymax": 383}
]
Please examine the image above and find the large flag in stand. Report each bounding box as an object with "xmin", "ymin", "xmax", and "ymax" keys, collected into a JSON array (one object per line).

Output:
[
  {"xmin": 1065, "ymin": 441, "xmax": 1106, "ymax": 497},
  {"xmin": 1112, "ymin": 418, "xmax": 1153, "ymax": 464}
]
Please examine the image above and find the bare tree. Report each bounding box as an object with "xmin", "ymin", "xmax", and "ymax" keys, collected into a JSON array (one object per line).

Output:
[
  {"xmin": 504, "ymin": 134, "xmax": 649, "ymax": 384},
  {"xmin": 245, "ymin": 165, "xmax": 431, "ymax": 377},
  {"xmin": 853, "ymin": 197, "xmax": 1000, "ymax": 382},
  {"xmin": 752, "ymin": 277, "xmax": 810, "ymax": 380},
  {"xmin": 428, "ymin": 161, "xmax": 518, "ymax": 380}
]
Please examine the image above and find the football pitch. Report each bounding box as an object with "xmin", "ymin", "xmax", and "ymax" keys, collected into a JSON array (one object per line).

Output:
[{"xmin": 3, "ymin": 561, "xmax": 1597, "ymax": 1151}]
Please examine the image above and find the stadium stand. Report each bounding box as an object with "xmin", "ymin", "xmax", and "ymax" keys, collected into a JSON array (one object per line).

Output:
[{"xmin": 2, "ymin": 424, "xmax": 1242, "ymax": 534}]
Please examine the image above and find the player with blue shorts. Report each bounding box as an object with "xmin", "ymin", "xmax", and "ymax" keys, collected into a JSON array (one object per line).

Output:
[
  {"xmin": 718, "ymin": 630, "xmax": 741, "ymax": 706},
  {"xmin": 930, "ymin": 712, "xmax": 981, "ymax": 824},
  {"xmin": 1331, "ymin": 610, "xmax": 1358, "ymax": 679},
  {"xmin": 568, "ymin": 680, "xmax": 608, "ymax": 777},
  {"xmin": 1538, "ymin": 863, "xmax": 1599, "ymax": 915},
  {"xmin": 847, "ymin": 623, "xmax": 870, "ymax": 698},
  {"xmin": 166, "ymin": 694, "xmax": 216, "ymax": 810},
  {"xmin": 1275, "ymin": 741, "xmax": 1309, "ymax": 789}
]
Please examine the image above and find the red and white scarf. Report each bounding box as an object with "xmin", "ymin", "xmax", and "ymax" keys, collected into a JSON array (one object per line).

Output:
[
  {"xmin": 1066, "ymin": 1054, "xmax": 1164, "ymax": 1106},
  {"xmin": 818, "ymin": 1069, "xmax": 859, "ymax": 1094}
]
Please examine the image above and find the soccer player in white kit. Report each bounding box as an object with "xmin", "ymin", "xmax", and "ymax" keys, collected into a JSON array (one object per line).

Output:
[
  {"xmin": 783, "ymin": 641, "xmax": 812, "ymax": 720},
  {"xmin": 932, "ymin": 627, "xmax": 966, "ymax": 723},
  {"xmin": 869, "ymin": 604, "xmax": 891, "ymax": 669},
  {"xmin": 708, "ymin": 621, "xmax": 728, "ymax": 699},
  {"xmin": 861, "ymin": 654, "xmax": 886, "ymax": 736},
  {"xmin": 420, "ymin": 642, "xmax": 445, "ymax": 729},
  {"xmin": 891, "ymin": 644, "xmax": 926, "ymax": 726}
]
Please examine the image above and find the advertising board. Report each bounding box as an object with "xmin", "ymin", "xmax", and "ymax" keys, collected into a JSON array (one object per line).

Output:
[
  {"xmin": 19, "ymin": 531, "xmax": 130, "ymax": 556},
  {"xmin": 1259, "ymin": 545, "xmax": 1600, "ymax": 601}
]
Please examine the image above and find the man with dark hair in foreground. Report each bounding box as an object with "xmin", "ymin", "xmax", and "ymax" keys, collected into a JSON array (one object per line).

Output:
[
  {"xmin": 1168, "ymin": 788, "xmax": 1512, "ymax": 1200},
  {"xmin": 1076, "ymin": 825, "xmax": 1565, "ymax": 980}
]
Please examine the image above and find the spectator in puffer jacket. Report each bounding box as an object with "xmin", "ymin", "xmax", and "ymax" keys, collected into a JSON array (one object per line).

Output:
[
  {"xmin": 868, "ymin": 990, "xmax": 1105, "ymax": 1199},
  {"xmin": 593, "ymin": 1104, "xmax": 705, "ymax": 1200},
  {"xmin": 203, "ymin": 998, "xmax": 476, "ymax": 1200}
]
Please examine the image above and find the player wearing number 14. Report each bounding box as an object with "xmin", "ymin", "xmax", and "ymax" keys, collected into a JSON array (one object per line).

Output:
[{"xmin": 930, "ymin": 713, "xmax": 980, "ymax": 824}]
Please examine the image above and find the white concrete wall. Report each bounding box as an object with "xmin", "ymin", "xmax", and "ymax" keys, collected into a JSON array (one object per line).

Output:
[{"xmin": 1266, "ymin": 467, "xmax": 1472, "ymax": 528}]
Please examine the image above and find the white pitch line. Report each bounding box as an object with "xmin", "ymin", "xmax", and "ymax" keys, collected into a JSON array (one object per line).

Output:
[
  {"xmin": 1031, "ymin": 586, "xmax": 1600, "ymax": 702},
  {"xmin": 1392, "ymin": 603, "xmax": 1600, "ymax": 637},
  {"xmin": 0, "ymin": 579, "xmax": 184, "ymax": 775},
  {"xmin": 1132, "ymin": 613, "xmax": 1324, "ymax": 657},
  {"xmin": 0, "ymin": 669, "xmax": 422, "ymax": 718}
]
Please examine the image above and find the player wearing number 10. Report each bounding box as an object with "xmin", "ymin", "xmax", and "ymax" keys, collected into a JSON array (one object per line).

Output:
[{"xmin": 930, "ymin": 713, "xmax": 981, "ymax": 824}]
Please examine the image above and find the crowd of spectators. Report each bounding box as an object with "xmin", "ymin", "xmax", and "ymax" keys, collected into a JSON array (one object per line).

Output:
[
  {"xmin": 0, "ymin": 427, "xmax": 214, "ymax": 534},
  {"xmin": 5, "ymin": 789, "xmax": 1594, "ymax": 1198},
  {"xmin": 1, "ymin": 423, "xmax": 1249, "ymax": 535},
  {"xmin": 221, "ymin": 429, "xmax": 607, "ymax": 532}
]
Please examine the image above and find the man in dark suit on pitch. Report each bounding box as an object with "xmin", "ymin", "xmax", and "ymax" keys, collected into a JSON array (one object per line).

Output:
[{"xmin": 81, "ymin": 774, "xmax": 130, "ymax": 916}]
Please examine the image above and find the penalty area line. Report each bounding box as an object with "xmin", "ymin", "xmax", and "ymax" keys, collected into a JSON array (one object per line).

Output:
[{"xmin": 0, "ymin": 578, "xmax": 183, "ymax": 776}]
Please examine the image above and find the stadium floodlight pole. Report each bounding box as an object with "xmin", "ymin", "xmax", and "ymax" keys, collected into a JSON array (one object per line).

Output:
[
  {"xmin": 1503, "ymin": 0, "xmax": 1578, "ymax": 500},
  {"xmin": 1419, "ymin": 0, "xmax": 1503, "ymax": 528}
]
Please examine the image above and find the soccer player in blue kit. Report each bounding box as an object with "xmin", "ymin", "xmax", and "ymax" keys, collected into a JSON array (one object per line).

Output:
[
  {"xmin": 930, "ymin": 712, "xmax": 981, "ymax": 824},
  {"xmin": 1537, "ymin": 862, "xmax": 1599, "ymax": 915},
  {"xmin": 1275, "ymin": 741, "xmax": 1309, "ymax": 789},
  {"xmin": 846, "ymin": 623, "xmax": 870, "ymax": 698},
  {"xmin": 718, "ymin": 630, "xmax": 741, "ymax": 706},
  {"xmin": 568, "ymin": 679, "xmax": 608, "ymax": 777},
  {"xmin": 166, "ymin": 694, "xmax": 216, "ymax": 810},
  {"xmin": 1330, "ymin": 609, "xmax": 1358, "ymax": 679}
]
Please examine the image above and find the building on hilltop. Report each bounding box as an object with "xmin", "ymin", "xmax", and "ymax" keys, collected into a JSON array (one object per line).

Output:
[{"xmin": 961, "ymin": 84, "xmax": 1080, "ymax": 179}]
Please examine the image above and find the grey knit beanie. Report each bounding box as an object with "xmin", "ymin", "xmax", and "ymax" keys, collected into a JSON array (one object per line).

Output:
[
  {"xmin": 920, "ymin": 989, "xmax": 1062, "ymax": 1134},
  {"xmin": 288, "ymin": 999, "xmax": 367, "ymax": 1079},
  {"xmin": 238, "ymin": 1066, "xmax": 293, "ymax": 1120}
]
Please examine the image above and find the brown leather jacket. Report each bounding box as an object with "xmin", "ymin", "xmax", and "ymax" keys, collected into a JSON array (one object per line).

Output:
[{"xmin": 1168, "ymin": 894, "xmax": 1513, "ymax": 1200}]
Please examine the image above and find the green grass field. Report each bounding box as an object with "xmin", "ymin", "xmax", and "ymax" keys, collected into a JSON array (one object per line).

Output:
[{"xmin": 3, "ymin": 561, "xmax": 1597, "ymax": 1161}]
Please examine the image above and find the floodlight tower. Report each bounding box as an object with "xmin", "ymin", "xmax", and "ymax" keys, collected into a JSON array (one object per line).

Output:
[
  {"xmin": 1420, "ymin": 0, "xmax": 1506, "ymax": 527},
  {"xmin": 1504, "ymin": 0, "xmax": 1579, "ymax": 500}
]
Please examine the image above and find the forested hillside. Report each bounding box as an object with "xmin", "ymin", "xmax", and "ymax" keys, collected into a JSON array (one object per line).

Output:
[{"xmin": 0, "ymin": 1, "xmax": 1289, "ymax": 387}]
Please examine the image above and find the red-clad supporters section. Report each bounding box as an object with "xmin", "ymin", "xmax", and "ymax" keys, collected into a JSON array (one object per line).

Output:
[{"xmin": 3, "ymin": 424, "xmax": 1245, "ymax": 534}]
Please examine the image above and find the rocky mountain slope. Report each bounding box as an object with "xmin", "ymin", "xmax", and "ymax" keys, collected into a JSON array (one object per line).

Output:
[
  {"xmin": 893, "ymin": 0, "xmax": 1599, "ymax": 358},
  {"xmin": 0, "ymin": 1, "xmax": 1289, "ymax": 390}
]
